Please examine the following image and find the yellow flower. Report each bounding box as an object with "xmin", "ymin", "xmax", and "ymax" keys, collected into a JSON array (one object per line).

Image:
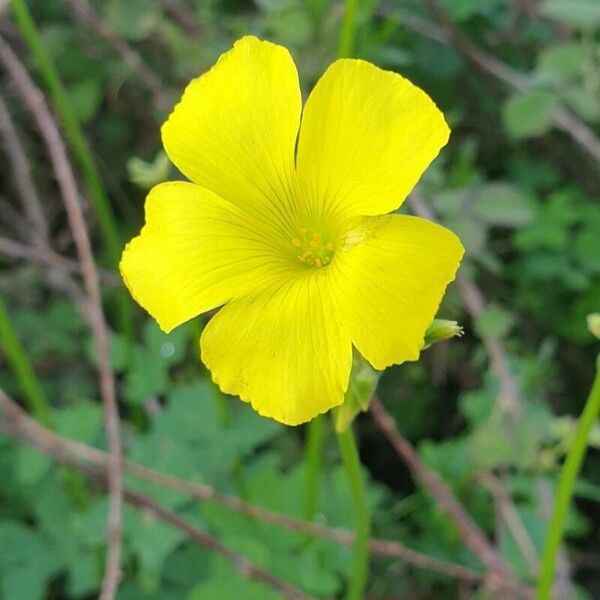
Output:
[{"xmin": 120, "ymin": 36, "xmax": 464, "ymax": 425}]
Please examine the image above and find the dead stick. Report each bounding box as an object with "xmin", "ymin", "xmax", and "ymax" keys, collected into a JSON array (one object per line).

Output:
[
  {"xmin": 408, "ymin": 190, "xmax": 521, "ymax": 416},
  {"xmin": 63, "ymin": 0, "xmax": 169, "ymax": 112},
  {"xmin": 0, "ymin": 35, "xmax": 123, "ymax": 600},
  {"xmin": 369, "ymin": 396, "xmax": 534, "ymax": 600},
  {"xmin": 419, "ymin": 0, "xmax": 600, "ymax": 165},
  {"xmin": 0, "ymin": 388, "xmax": 483, "ymax": 585}
]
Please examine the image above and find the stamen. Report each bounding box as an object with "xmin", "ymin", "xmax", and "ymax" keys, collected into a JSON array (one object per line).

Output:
[{"xmin": 291, "ymin": 228, "xmax": 335, "ymax": 268}]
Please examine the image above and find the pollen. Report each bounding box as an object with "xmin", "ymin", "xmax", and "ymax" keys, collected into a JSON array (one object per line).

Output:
[{"xmin": 292, "ymin": 229, "xmax": 335, "ymax": 267}]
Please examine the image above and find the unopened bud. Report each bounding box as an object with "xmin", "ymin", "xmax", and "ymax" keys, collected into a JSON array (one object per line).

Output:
[
  {"xmin": 422, "ymin": 319, "xmax": 464, "ymax": 350},
  {"xmin": 587, "ymin": 313, "xmax": 600, "ymax": 340}
]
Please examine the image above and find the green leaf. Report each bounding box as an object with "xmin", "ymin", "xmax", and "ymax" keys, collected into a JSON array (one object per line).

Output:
[
  {"xmin": 540, "ymin": 0, "xmax": 600, "ymax": 30},
  {"xmin": 0, "ymin": 521, "xmax": 60, "ymax": 600},
  {"xmin": 54, "ymin": 400, "xmax": 103, "ymax": 444},
  {"xmin": 104, "ymin": 0, "xmax": 162, "ymax": 41},
  {"xmin": 68, "ymin": 79, "xmax": 102, "ymax": 124},
  {"xmin": 124, "ymin": 347, "xmax": 169, "ymax": 403},
  {"xmin": 446, "ymin": 215, "xmax": 487, "ymax": 255},
  {"xmin": 473, "ymin": 183, "xmax": 537, "ymax": 227},
  {"xmin": 12, "ymin": 446, "xmax": 52, "ymax": 487},
  {"xmin": 130, "ymin": 510, "xmax": 185, "ymax": 593},
  {"xmin": 143, "ymin": 320, "xmax": 191, "ymax": 367},
  {"xmin": 563, "ymin": 86, "xmax": 600, "ymax": 122},
  {"xmin": 127, "ymin": 152, "xmax": 171, "ymax": 189},
  {"xmin": 502, "ymin": 90, "xmax": 556, "ymax": 138},
  {"xmin": 474, "ymin": 304, "xmax": 514, "ymax": 338},
  {"xmin": 537, "ymin": 43, "xmax": 585, "ymax": 77}
]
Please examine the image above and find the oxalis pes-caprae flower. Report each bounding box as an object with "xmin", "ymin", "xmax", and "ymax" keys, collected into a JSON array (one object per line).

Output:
[{"xmin": 120, "ymin": 36, "xmax": 464, "ymax": 426}]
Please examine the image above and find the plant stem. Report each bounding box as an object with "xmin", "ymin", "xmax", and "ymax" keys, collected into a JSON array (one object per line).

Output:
[
  {"xmin": 0, "ymin": 296, "xmax": 52, "ymax": 426},
  {"xmin": 537, "ymin": 359, "xmax": 600, "ymax": 600},
  {"xmin": 336, "ymin": 425, "xmax": 371, "ymax": 600},
  {"xmin": 11, "ymin": 0, "xmax": 132, "ymax": 342},
  {"xmin": 303, "ymin": 415, "xmax": 324, "ymax": 522},
  {"xmin": 338, "ymin": 0, "xmax": 359, "ymax": 57}
]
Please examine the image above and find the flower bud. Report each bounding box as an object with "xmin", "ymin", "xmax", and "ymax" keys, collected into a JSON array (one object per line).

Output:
[
  {"xmin": 587, "ymin": 313, "xmax": 600, "ymax": 340},
  {"xmin": 422, "ymin": 319, "xmax": 464, "ymax": 350}
]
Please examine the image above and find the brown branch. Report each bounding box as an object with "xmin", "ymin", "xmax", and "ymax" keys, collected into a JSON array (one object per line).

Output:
[
  {"xmin": 479, "ymin": 473, "xmax": 539, "ymax": 577},
  {"xmin": 0, "ymin": 235, "xmax": 120, "ymax": 285},
  {"xmin": 62, "ymin": 0, "xmax": 170, "ymax": 112},
  {"xmin": 369, "ymin": 396, "xmax": 534, "ymax": 600},
  {"xmin": 0, "ymin": 414, "xmax": 311, "ymax": 600},
  {"xmin": 0, "ymin": 192, "xmax": 31, "ymax": 241},
  {"xmin": 0, "ymin": 388, "xmax": 483, "ymax": 586},
  {"xmin": 0, "ymin": 92, "xmax": 48, "ymax": 243},
  {"xmin": 405, "ymin": 1, "xmax": 600, "ymax": 166},
  {"xmin": 122, "ymin": 490, "xmax": 315, "ymax": 600},
  {"xmin": 408, "ymin": 190, "xmax": 521, "ymax": 415},
  {"xmin": 0, "ymin": 36, "xmax": 123, "ymax": 599},
  {"xmin": 0, "ymin": 235, "xmax": 117, "ymax": 284}
]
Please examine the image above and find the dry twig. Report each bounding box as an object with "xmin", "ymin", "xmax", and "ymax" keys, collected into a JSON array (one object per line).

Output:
[
  {"xmin": 122, "ymin": 490, "xmax": 315, "ymax": 600},
  {"xmin": 0, "ymin": 413, "xmax": 311, "ymax": 599},
  {"xmin": 0, "ymin": 36, "xmax": 123, "ymax": 599},
  {"xmin": 404, "ymin": 1, "xmax": 600, "ymax": 166},
  {"xmin": 0, "ymin": 235, "xmax": 120, "ymax": 285},
  {"xmin": 0, "ymin": 92, "xmax": 48, "ymax": 243},
  {"xmin": 408, "ymin": 190, "xmax": 521, "ymax": 415},
  {"xmin": 479, "ymin": 472, "xmax": 539, "ymax": 577},
  {"xmin": 0, "ymin": 388, "xmax": 483, "ymax": 586},
  {"xmin": 369, "ymin": 396, "xmax": 534, "ymax": 599},
  {"xmin": 63, "ymin": 0, "xmax": 169, "ymax": 112}
]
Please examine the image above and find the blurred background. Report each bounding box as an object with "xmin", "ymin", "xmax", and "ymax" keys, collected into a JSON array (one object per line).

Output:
[{"xmin": 0, "ymin": 0, "xmax": 599, "ymax": 598}]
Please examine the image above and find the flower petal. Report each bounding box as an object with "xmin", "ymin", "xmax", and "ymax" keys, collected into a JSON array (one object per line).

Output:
[
  {"xmin": 331, "ymin": 215, "xmax": 464, "ymax": 370},
  {"xmin": 200, "ymin": 273, "xmax": 352, "ymax": 425},
  {"xmin": 296, "ymin": 59, "xmax": 450, "ymax": 219},
  {"xmin": 162, "ymin": 36, "xmax": 301, "ymax": 229},
  {"xmin": 120, "ymin": 182, "xmax": 292, "ymax": 333}
]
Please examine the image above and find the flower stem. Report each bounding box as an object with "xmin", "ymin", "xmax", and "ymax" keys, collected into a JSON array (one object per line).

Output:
[
  {"xmin": 336, "ymin": 425, "xmax": 371, "ymax": 600},
  {"xmin": 11, "ymin": 0, "xmax": 132, "ymax": 344},
  {"xmin": 338, "ymin": 0, "xmax": 359, "ymax": 58},
  {"xmin": 0, "ymin": 296, "xmax": 52, "ymax": 426},
  {"xmin": 303, "ymin": 415, "xmax": 325, "ymax": 522},
  {"xmin": 537, "ymin": 358, "xmax": 600, "ymax": 600}
]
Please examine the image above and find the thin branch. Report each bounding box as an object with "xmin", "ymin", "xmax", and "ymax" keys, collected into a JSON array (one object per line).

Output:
[
  {"xmin": 0, "ymin": 415, "xmax": 311, "ymax": 600},
  {"xmin": 479, "ymin": 473, "xmax": 539, "ymax": 577},
  {"xmin": 122, "ymin": 489, "xmax": 315, "ymax": 600},
  {"xmin": 404, "ymin": 1, "xmax": 600, "ymax": 165},
  {"xmin": 0, "ymin": 388, "xmax": 483, "ymax": 585},
  {"xmin": 408, "ymin": 190, "xmax": 521, "ymax": 415},
  {"xmin": 0, "ymin": 235, "xmax": 120, "ymax": 285},
  {"xmin": 62, "ymin": 0, "xmax": 169, "ymax": 112},
  {"xmin": 369, "ymin": 396, "xmax": 534, "ymax": 600},
  {"xmin": 0, "ymin": 193, "xmax": 31, "ymax": 241},
  {"xmin": 0, "ymin": 36, "xmax": 123, "ymax": 599},
  {"xmin": 0, "ymin": 92, "xmax": 48, "ymax": 243}
]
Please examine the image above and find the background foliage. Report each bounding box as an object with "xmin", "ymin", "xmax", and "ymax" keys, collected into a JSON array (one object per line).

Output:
[{"xmin": 0, "ymin": 0, "xmax": 599, "ymax": 598}]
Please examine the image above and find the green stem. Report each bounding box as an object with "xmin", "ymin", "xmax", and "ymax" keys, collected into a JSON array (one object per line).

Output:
[
  {"xmin": 0, "ymin": 297, "xmax": 52, "ymax": 426},
  {"xmin": 303, "ymin": 415, "xmax": 325, "ymax": 521},
  {"xmin": 338, "ymin": 0, "xmax": 359, "ymax": 58},
  {"xmin": 336, "ymin": 425, "xmax": 370, "ymax": 600},
  {"xmin": 0, "ymin": 300, "xmax": 92, "ymax": 505},
  {"xmin": 537, "ymin": 360, "xmax": 600, "ymax": 600},
  {"xmin": 11, "ymin": 0, "xmax": 132, "ymax": 342}
]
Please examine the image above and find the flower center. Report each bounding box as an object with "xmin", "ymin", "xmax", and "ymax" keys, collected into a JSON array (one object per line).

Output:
[{"xmin": 291, "ymin": 228, "xmax": 335, "ymax": 268}]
